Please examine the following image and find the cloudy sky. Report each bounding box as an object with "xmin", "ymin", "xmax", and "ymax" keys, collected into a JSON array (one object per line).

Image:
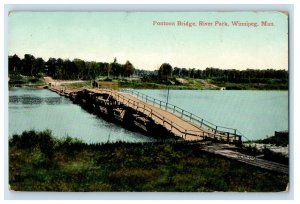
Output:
[{"xmin": 8, "ymin": 12, "xmax": 288, "ymax": 70}]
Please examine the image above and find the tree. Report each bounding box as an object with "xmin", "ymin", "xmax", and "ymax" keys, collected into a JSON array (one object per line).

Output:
[
  {"xmin": 34, "ymin": 57, "xmax": 45, "ymax": 76},
  {"xmin": 123, "ymin": 60, "xmax": 135, "ymax": 77},
  {"xmin": 9, "ymin": 54, "xmax": 21, "ymax": 73},
  {"xmin": 73, "ymin": 58, "xmax": 86, "ymax": 79},
  {"xmin": 55, "ymin": 58, "xmax": 64, "ymax": 79},
  {"xmin": 158, "ymin": 63, "xmax": 173, "ymax": 81},
  {"xmin": 87, "ymin": 61, "xmax": 97, "ymax": 79},
  {"xmin": 45, "ymin": 58, "xmax": 57, "ymax": 77},
  {"xmin": 63, "ymin": 59, "xmax": 75, "ymax": 79},
  {"xmin": 22, "ymin": 54, "xmax": 36, "ymax": 75},
  {"xmin": 110, "ymin": 58, "xmax": 123, "ymax": 77}
]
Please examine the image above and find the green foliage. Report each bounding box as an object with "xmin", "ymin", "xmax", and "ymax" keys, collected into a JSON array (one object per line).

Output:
[
  {"xmin": 250, "ymin": 134, "xmax": 289, "ymax": 147},
  {"xmin": 262, "ymin": 148, "xmax": 288, "ymax": 165},
  {"xmin": 158, "ymin": 63, "xmax": 173, "ymax": 81},
  {"xmin": 9, "ymin": 54, "xmax": 135, "ymax": 80},
  {"xmin": 9, "ymin": 54, "xmax": 288, "ymax": 90},
  {"xmin": 9, "ymin": 130, "xmax": 288, "ymax": 192}
]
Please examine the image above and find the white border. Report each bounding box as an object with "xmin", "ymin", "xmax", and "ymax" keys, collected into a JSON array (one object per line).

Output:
[{"xmin": 1, "ymin": 2, "xmax": 296, "ymax": 202}]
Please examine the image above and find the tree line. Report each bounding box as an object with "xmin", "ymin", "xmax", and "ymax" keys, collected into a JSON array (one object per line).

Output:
[
  {"xmin": 155, "ymin": 63, "xmax": 288, "ymax": 83},
  {"xmin": 173, "ymin": 67, "xmax": 288, "ymax": 83},
  {"xmin": 9, "ymin": 54, "xmax": 135, "ymax": 80},
  {"xmin": 9, "ymin": 54, "xmax": 288, "ymax": 83}
]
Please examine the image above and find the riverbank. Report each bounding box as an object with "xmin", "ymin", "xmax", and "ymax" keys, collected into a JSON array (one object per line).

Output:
[
  {"xmin": 242, "ymin": 132, "xmax": 289, "ymax": 164},
  {"xmin": 9, "ymin": 74, "xmax": 288, "ymax": 90},
  {"xmin": 9, "ymin": 130, "xmax": 288, "ymax": 192},
  {"xmin": 8, "ymin": 74, "xmax": 46, "ymax": 87}
]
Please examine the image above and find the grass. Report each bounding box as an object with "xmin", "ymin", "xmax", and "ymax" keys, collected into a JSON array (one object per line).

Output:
[
  {"xmin": 119, "ymin": 78, "xmax": 217, "ymax": 90},
  {"xmin": 247, "ymin": 133, "xmax": 289, "ymax": 147},
  {"xmin": 9, "ymin": 130, "xmax": 288, "ymax": 192},
  {"xmin": 9, "ymin": 74, "xmax": 46, "ymax": 86},
  {"xmin": 119, "ymin": 78, "xmax": 288, "ymax": 90},
  {"xmin": 212, "ymin": 81, "xmax": 288, "ymax": 90},
  {"xmin": 61, "ymin": 81, "xmax": 92, "ymax": 89},
  {"xmin": 9, "ymin": 74, "xmax": 288, "ymax": 90}
]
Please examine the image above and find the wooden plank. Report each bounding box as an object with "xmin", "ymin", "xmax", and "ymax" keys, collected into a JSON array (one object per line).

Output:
[{"xmin": 86, "ymin": 88, "xmax": 234, "ymax": 142}]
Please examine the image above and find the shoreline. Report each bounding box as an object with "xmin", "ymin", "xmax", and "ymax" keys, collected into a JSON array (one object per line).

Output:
[{"xmin": 8, "ymin": 75, "xmax": 288, "ymax": 91}]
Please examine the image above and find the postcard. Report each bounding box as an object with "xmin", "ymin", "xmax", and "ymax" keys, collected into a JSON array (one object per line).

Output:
[{"xmin": 8, "ymin": 11, "xmax": 289, "ymax": 192}]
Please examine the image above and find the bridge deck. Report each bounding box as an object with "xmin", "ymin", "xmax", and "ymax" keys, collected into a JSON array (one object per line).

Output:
[{"xmin": 86, "ymin": 88, "xmax": 231, "ymax": 141}]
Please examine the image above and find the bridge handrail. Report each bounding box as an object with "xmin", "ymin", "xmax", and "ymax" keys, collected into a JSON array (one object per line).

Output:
[
  {"xmin": 121, "ymin": 88, "xmax": 243, "ymax": 140},
  {"xmin": 98, "ymin": 89, "xmax": 196, "ymax": 137},
  {"xmin": 87, "ymin": 88, "xmax": 239, "ymax": 141}
]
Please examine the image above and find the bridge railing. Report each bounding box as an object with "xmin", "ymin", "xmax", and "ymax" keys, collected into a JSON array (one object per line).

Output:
[
  {"xmin": 92, "ymin": 89, "xmax": 197, "ymax": 139},
  {"xmin": 88, "ymin": 88, "xmax": 239, "ymax": 142},
  {"xmin": 121, "ymin": 88, "xmax": 244, "ymax": 142}
]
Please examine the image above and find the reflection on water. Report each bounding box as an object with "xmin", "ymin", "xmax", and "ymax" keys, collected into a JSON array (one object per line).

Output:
[
  {"xmin": 9, "ymin": 87, "xmax": 154, "ymax": 144},
  {"xmin": 9, "ymin": 95, "xmax": 63, "ymax": 105}
]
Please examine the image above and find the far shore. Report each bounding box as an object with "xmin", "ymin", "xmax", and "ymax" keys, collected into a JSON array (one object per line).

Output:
[{"xmin": 9, "ymin": 75, "xmax": 289, "ymax": 91}]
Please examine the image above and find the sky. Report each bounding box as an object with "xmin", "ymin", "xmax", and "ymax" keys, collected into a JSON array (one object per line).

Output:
[{"xmin": 8, "ymin": 12, "xmax": 288, "ymax": 70}]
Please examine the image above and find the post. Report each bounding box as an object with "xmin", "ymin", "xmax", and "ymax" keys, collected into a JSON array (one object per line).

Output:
[
  {"xmin": 170, "ymin": 121, "xmax": 173, "ymax": 131},
  {"xmin": 166, "ymin": 87, "xmax": 170, "ymax": 105},
  {"xmin": 160, "ymin": 101, "xmax": 162, "ymax": 108},
  {"xmin": 234, "ymin": 129, "xmax": 237, "ymax": 139},
  {"xmin": 215, "ymin": 126, "xmax": 218, "ymax": 133},
  {"xmin": 181, "ymin": 110, "xmax": 184, "ymax": 117},
  {"xmin": 173, "ymin": 106, "xmax": 175, "ymax": 113},
  {"xmin": 146, "ymin": 96, "xmax": 148, "ymax": 102},
  {"xmin": 200, "ymin": 119, "xmax": 204, "ymax": 127},
  {"xmin": 190, "ymin": 113, "xmax": 192, "ymax": 121}
]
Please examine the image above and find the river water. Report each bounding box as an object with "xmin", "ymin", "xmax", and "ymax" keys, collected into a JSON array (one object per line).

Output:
[
  {"xmin": 9, "ymin": 87, "xmax": 154, "ymax": 143},
  {"xmin": 136, "ymin": 89, "xmax": 288, "ymax": 140},
  {"xmin": 9, "ymin": 87, "xmax": 288, "ymax": 142}
]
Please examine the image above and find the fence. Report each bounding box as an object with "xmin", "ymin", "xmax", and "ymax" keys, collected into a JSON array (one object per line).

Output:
[
  {"xmin": 86, "ymin": 88, "xmax": 243, "ymax": 143},
  {"xmin": 120, "ymin": 89, "xmax": 248, "ymax": 142}
]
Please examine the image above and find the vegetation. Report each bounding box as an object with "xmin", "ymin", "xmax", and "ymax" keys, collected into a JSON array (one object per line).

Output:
[
  {"xmin": 9, "ymin": 74, "xmax": 46, "ymax": 86},
  {"xmin": 158, "ymin": 63, "xmax": 173, "ymax": 81},
  {"xmin": 241, "ymin": 132, "xmax": 289, "ymax": 165},
  {"xmin": 9, "ymin": 130, "xmax": 288, "ymax": 192},
  {"xmin": 9, "ymin": 54, "xmax": 135, "ymax": 80},
  {"xmin": 9, "ymin": 54, "xmax": 288, "ymax": 90},
  {"xmin": 247, "ymin": 132, "xmax": 289, "ymax": 147}
]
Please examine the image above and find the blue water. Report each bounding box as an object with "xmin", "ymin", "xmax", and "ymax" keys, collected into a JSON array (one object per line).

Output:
[
  {"xmin": 9, "ymin": 87, "xmax": 288, "ymax": 142},
  {"xmin": 9, "ymin": 87, "xmax": 154, "ymax": 143},
  {"xmin": 136, "ymin": 89, "xmax": 288, "ymax": 140}
]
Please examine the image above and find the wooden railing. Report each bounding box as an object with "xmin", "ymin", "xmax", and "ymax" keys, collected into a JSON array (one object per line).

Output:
[
  {"xmin": 120, "ymin": 89, "xmax": 246, "ymax": 142},
  {"xmin": 86, "ymin": 88, "xmax": 242, "ymax": 143}
]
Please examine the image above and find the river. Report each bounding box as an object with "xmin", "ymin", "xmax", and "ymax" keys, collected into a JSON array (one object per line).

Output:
[
  {"xmin": 136, "ymin": 89, "xmax": 288, "ymax": 140},
  {"xmin": 9, "ymin": 87, "xmax": 288, "ymax": 142},
  {"xmin": 9, "ymin": 87, "xmax": 154, "ymax": 143}
]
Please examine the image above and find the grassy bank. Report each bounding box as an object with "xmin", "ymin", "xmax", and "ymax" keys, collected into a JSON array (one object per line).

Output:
[
  {"xmin": 9, "ymin": 74, "xmax": 46, "ymax": 86},
  {"xmin": 246, "ymin": 132, "xmax": 289, "ymax": 147},
  {"xmin": 212, "ymin": 80, "xmax": 288, "ymax": 90},
  {"xmin": 9, "ymin": 130, "xmax": 288, "ymax": 192},
  {"xmin": 120, "ymin": 78, "xmax": 288, "ymax": 90},
  {"xmin": 8, "ymin": 74, "xmax": 288, "ymax": 90}
]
